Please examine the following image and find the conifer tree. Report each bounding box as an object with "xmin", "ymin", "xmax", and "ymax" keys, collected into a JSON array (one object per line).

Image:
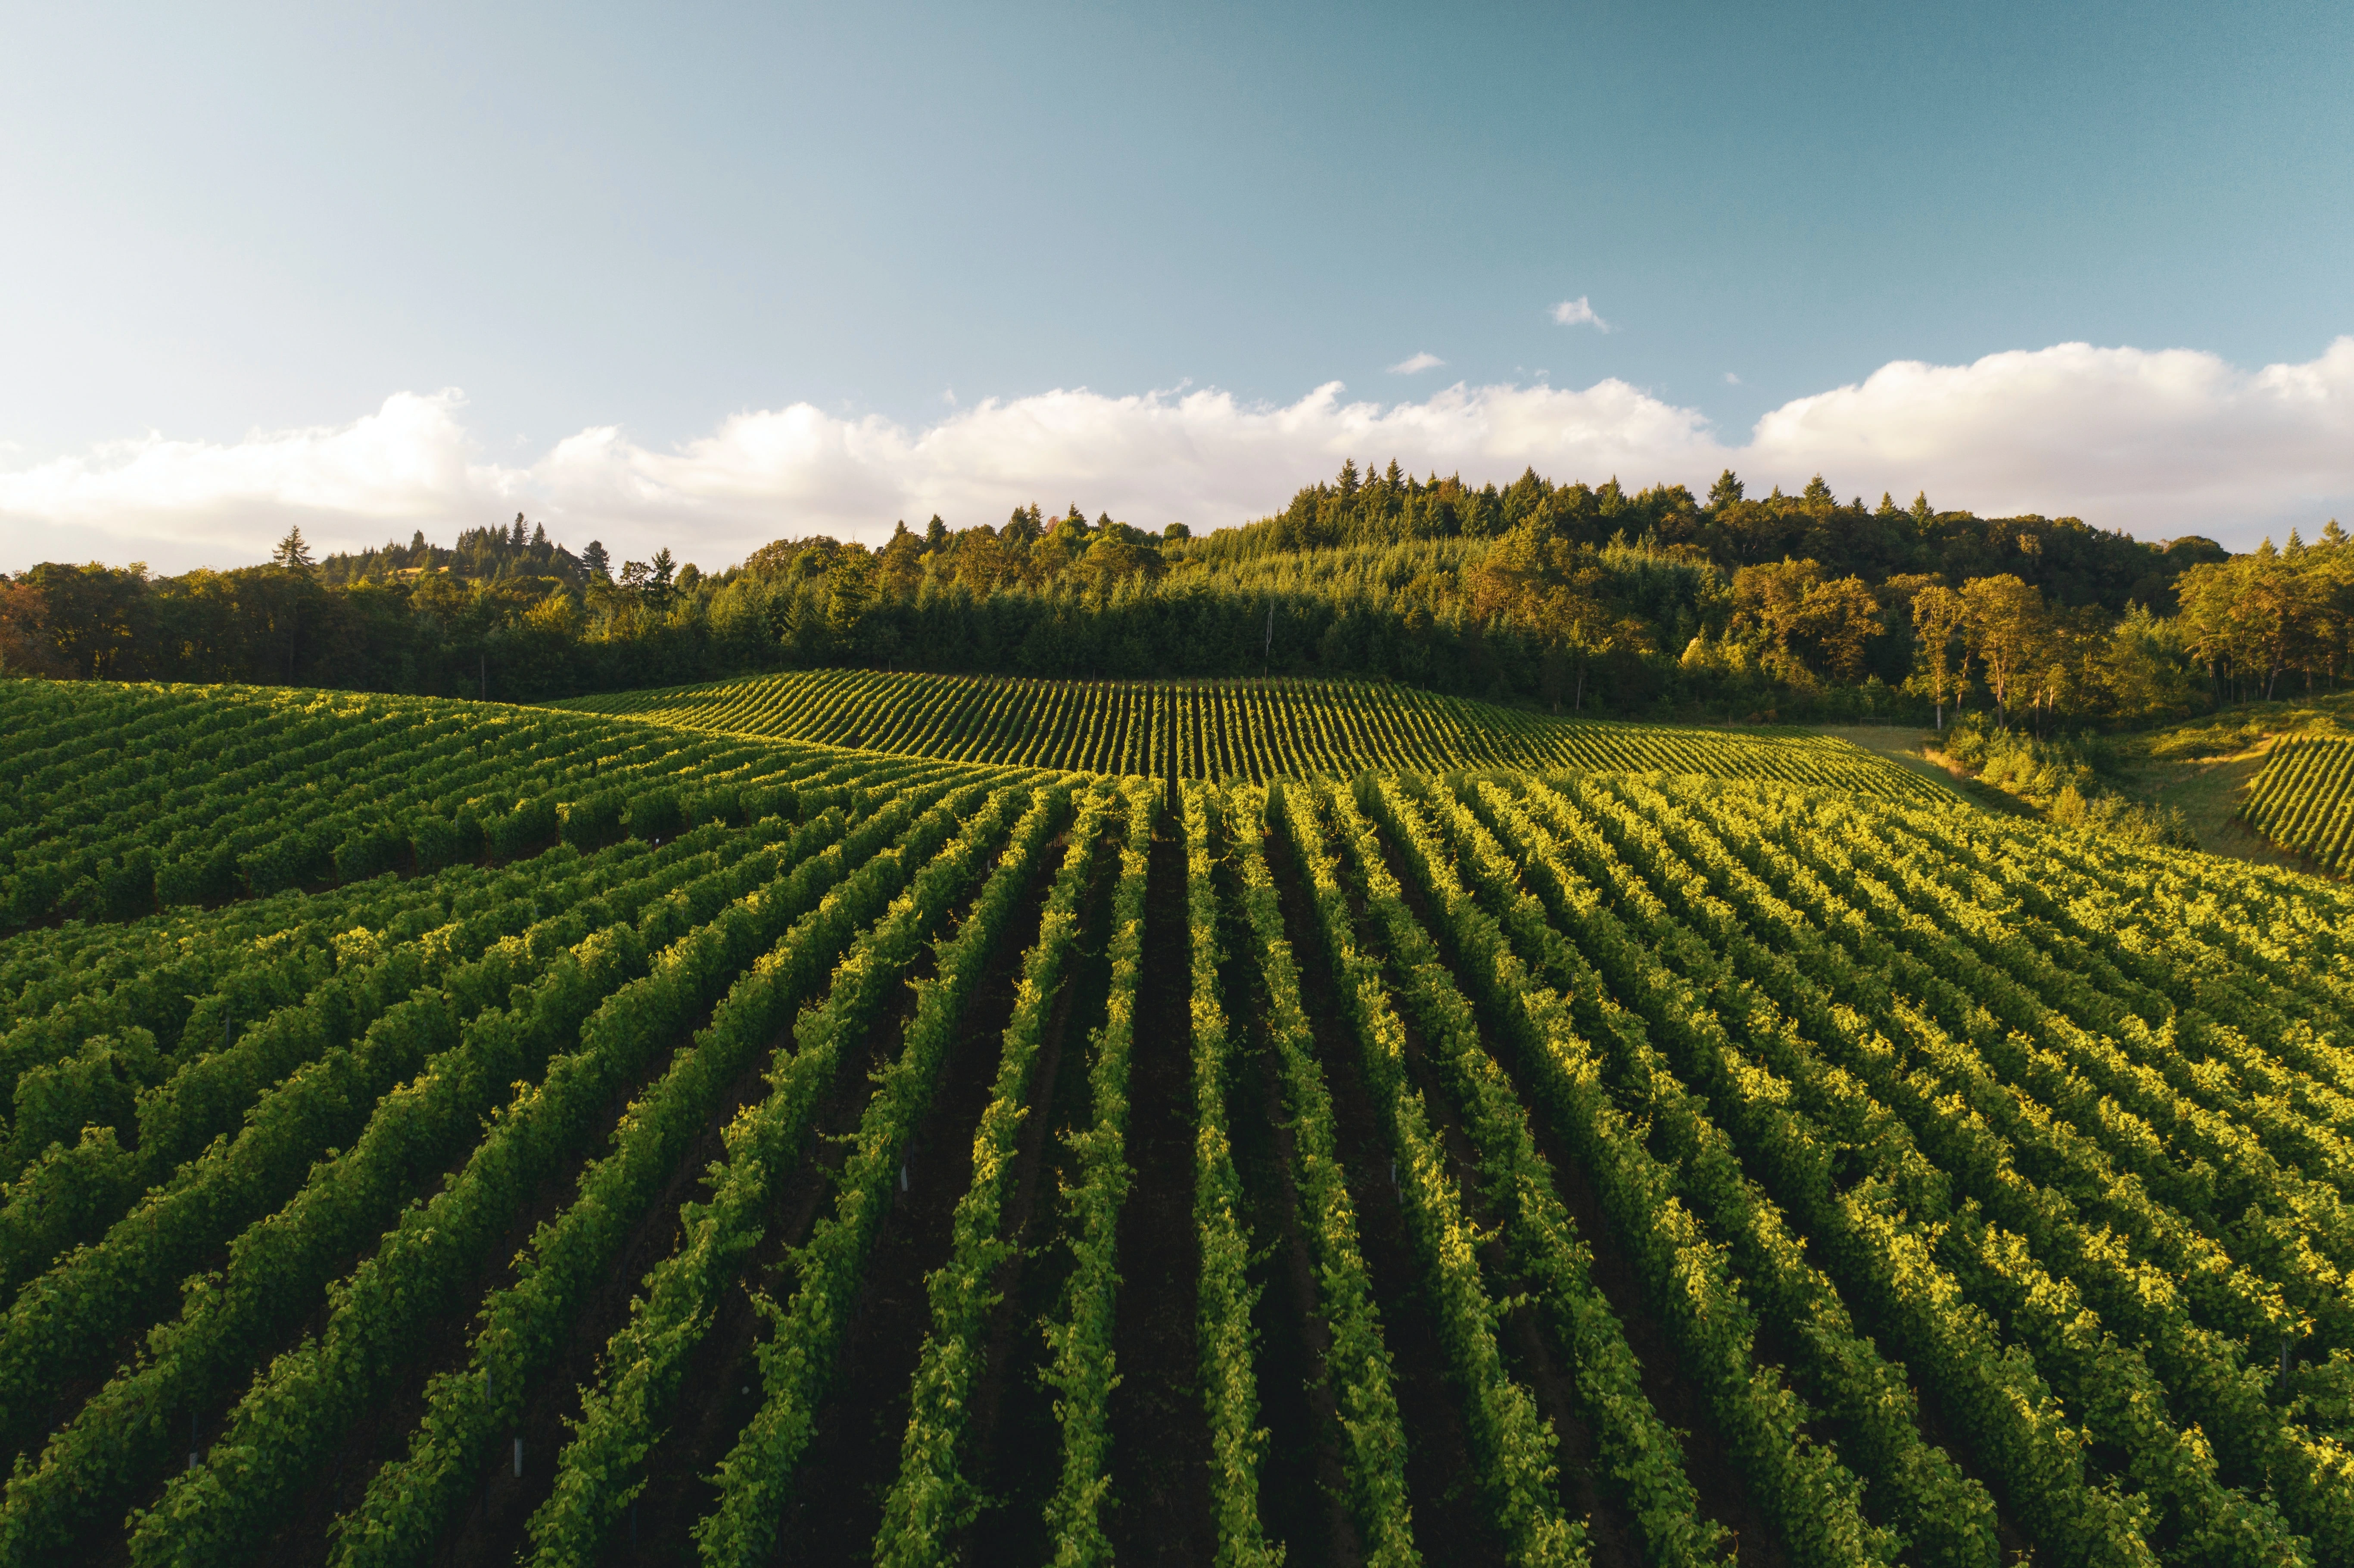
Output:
[{"xmin": 270, "ymin": 526, "xmax": 314, "ymax": 573}]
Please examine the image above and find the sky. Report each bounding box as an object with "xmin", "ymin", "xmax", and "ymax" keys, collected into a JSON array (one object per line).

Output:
[{"xmin": 2, "ymin": 0, "xmax": 2349, "ymax": 573}]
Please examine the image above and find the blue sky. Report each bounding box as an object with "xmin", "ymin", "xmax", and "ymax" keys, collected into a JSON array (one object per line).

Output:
[{"xmin": 3, "ymin": 1, "xmax": 2350, "ymax": 570}]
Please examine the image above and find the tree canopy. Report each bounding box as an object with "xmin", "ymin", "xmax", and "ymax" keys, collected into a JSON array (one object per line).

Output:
[{"xmin": 0, "ymin": 464, "xmax": 2322, "ymax": 730}]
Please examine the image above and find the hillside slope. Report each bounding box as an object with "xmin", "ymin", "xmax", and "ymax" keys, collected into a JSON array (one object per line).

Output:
[
  {"xmin": 548, "ymin": 669, "xmax": 1943, "ymax": 798},
  {"xmin": 2039, "ymin": 696, "xmax": 2354, "ymax": 870},
  {"xmin": 4, "ymin": 678, "xmax": 2353, "ymax": 1565},
  {"xmin": 2242, "ymin": 731, "xmax": 2354, "ymax": 874}
]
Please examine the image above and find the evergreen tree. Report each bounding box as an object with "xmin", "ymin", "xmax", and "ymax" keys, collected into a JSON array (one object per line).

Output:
[
  {"xmin": 581, "ymin": 540, "xmax": 612, "ymax": 582},
  {"xmin": 1707, "ymin": 469, "xmax": 1744, "ymax": 509},
  {"xmin": 271, "ymin": 526, "xmax": 315, "ymax": 573},
  {"xmin": 1002, "ymin": 505, "xmax": 1044, "ymax": 545}
]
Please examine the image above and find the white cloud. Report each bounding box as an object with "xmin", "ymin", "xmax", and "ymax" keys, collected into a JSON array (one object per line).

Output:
[
  {"xmin": 1387, "ymin": 351, "xmax": 1445, "ymax": 375},
  {"xmin": 1744, "ymin": 339, "xmax": 2354, "ymax": 538},
  {"xmin": 4, "ymin": 338, "xmax": 2351, "ymax": 569},
  {"xmin": 0, "ymin": 392, "xmax": 514, "ymax": 569},
  {"xmin": 1722, "ymin": 371, "xmax": 1741, "ymax": 386},
  {"xmin": 1550, "ymin": 296, "xmax": 1610, "ymax": 331},
  {"xmin": 0, "ymin": 380, "xmax": 1721, "ymax": 569}
]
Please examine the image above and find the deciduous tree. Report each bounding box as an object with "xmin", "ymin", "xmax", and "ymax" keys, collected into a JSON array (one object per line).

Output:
[
  {"xmin": 1906, "ymin": 583, "xmax": 1967, "ymax": 729},
  {"xmin": 1959, "ymin": 573, "xmax": 2046, "ymax": 726}
]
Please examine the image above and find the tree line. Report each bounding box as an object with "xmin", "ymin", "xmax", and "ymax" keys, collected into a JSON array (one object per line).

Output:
[{"xmin": 1, "ymin": 467, "xmax": 2341, "ymax": 729}]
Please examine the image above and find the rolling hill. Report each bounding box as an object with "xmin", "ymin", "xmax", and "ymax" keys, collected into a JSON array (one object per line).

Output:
[{"xmin": 2, "ymin": 675, "xmax": 2349, "ymax": 1567}]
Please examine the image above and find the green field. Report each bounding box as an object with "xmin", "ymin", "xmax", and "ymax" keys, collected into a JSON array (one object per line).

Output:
[
  {"xmin": 4, "ymin": 675, "xmax": 2353, "ymax": 1567},
  {"xmin": 549, "ymin": 669, "xmax": 1938, "ymax": 800},
  {"xmin": 2244, "ymin": 734, "xmax": 2354, "ymax": 874}
]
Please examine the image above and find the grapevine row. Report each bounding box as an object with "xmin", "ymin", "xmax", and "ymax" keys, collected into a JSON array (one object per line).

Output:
[
  {"xmin": 550, "ymin": 670, "xmax": 1936, "ymax": 798},
  {"xmin": 1037, "ymin": 786, "xmax": 1155, "ymax": 1566},
  {"xmin": 1224, "ymin": 786, "xmax": 1419, "ymax": 1565},
  {"xmin": 1181, "ymin": 784, "xmax": 1280, "ymax": 1568},
  {"xmin": 111, "ymin": 779, "xmax": 999, "ymax": 1565},
  {"xmin": 1272, "ymin": 779, "xmax": 1583, "ymax": 1568},
  {"xmin": 688, "ymin": 785, "xmax": 1064, "ymax": 1566},
  {"xmin": 867, "ymin": 784, "xmax": 1114, "ymax": 1566}
]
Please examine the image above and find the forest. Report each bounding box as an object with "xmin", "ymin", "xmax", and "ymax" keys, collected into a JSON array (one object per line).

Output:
[{"xmin": 0, "ymin": 461, "xmax": 2338, "ymax": 728}]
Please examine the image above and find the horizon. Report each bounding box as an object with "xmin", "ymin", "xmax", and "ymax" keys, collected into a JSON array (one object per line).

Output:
[{"xmin": 64, "ymin": 455, "xmax": 2255, "ymax": 586}]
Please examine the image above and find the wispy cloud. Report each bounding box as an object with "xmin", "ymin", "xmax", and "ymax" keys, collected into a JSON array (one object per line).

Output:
[
  {"xmin": 1549, "ymin": 296, "xmax": 1610, "ymax": 330},
  {"xmin": 1722, "ymin": 371, "xmax": 1741, "ymax": 385},
  {"xmin": 1387, "ymin": 351, "xmax": 1445, "ymax": 375},
  {"xmin": 7, "ymin": 339, "xmax": 2352, "ymax": 569}
]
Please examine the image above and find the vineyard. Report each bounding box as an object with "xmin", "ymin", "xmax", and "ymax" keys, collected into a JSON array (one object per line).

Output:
[
  {"xmin": 3, "ymin": 676, "xmax": 2354, "ymax": 1567},
  {"xmin": 548, "ymin": 670, "xmax": 1937, "ymax": 800},
  {"xmin": 2242, "ymin": 734, "xmax": 2354, "ymax": 875}
]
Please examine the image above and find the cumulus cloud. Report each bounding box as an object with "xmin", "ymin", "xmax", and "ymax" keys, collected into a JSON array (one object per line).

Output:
[
  {"xmin": 1744, "ymin": 340, "xmax": 2354, "ymax": 538},
  {"xmin": 0, "ymin": 391, "xmax": 507, "ymax": 554},
  {"xmin": 1387, "ymin": 351, "xmax": 1445, "ymax": 375},
  {"xmin": 1550, "ymin": 297, "xmax": 1610, "ymax": 330},
  {"xmin": 0, "ymin": 379, "xmax": 1721, "ymax": 569},
  {"xmin": 4, "ymin": 338, "xmax": 2351, "ymax": 570}
]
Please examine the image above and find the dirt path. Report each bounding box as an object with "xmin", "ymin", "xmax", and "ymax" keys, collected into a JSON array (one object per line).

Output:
[
  {"xmin": 2116, "ymin": 736, "xmax": 2325, "ymax": 869},
  {"xmin": 1807, "ymin": 725, "xmax": 1996, "ymax": 807},
  {"xmin": 1818, "ymin": 718, "xmax": 2344, "ymax": 875}
]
